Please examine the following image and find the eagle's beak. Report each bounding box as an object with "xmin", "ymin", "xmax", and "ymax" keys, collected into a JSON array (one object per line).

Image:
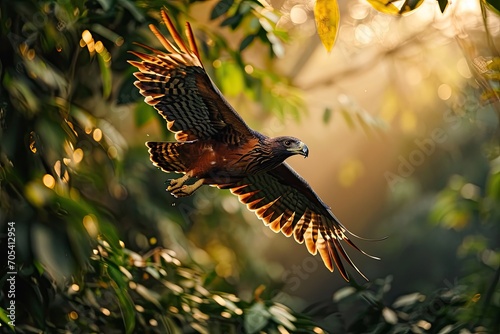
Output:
[{"xmin": 288, "ymin": 141, "xmax": 309, "ymax": 158}]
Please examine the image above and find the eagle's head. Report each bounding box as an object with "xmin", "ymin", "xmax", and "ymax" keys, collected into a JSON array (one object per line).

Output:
[{"xmin": 271, "ymin": 136, "xmax": 309, "ymax": 159}]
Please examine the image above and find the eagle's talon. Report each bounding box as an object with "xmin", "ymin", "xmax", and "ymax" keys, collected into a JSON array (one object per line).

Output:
[
  {"xmin": 167, "ymin": 183, "xmax": 181, "ymax": 192},
  {"xmin": 166, "ymin": 174, "xmax": 190, "ymax": 192},
  {"xmin": 169, "ymin": 179, "xmax": 204, "ymax": 198},
  {"xmin": 170, "ymin": 186, "xmax": 188, "ymax": 198}
]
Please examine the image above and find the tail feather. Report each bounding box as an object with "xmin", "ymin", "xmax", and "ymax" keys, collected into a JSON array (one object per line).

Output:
[{"xmin": 146, "ymin": 141, "xmax": 192, "ymax": 173}]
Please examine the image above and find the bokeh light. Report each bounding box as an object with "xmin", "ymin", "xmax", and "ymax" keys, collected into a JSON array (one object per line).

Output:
[
  {"xmin": 42, "ymin": 174, "xmax": 55, "ymax": 189},
  {"xmin": 438, "ymin": 84, "xmax": 452, "ymax": 100},
  {"xmin": 93, "ymin": 128, "xmax": 103, "ymax": 142}
]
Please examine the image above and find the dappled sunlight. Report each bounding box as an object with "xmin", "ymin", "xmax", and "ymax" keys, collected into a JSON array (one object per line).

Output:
[{"xmin": 1, "ymin": 0, "xmax": 499, "ymax": 332}]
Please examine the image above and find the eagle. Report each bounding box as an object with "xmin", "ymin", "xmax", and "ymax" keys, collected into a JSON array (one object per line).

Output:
[{"xmin": 129, "ymin": 10, "xmax": 379, "ymax": 281}]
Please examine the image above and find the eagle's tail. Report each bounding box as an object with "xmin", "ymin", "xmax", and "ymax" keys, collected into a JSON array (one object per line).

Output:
[{"xmin": 146, "ymin": 141, "xmax": 193, "ymax": 173}]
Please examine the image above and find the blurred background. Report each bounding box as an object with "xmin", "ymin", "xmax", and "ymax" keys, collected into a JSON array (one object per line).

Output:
[{"xmin": 1, "ymin": 0, "xmax": 499, "ymax": 333}]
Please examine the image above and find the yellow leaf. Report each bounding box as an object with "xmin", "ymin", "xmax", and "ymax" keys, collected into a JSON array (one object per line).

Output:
[
  {"xmin": 366, "ymin": 0, "xmax": 400, "ymax": 15},
  {"xmin": 314, "ymin": 0, "xmax": 340, "ymax": 52}
]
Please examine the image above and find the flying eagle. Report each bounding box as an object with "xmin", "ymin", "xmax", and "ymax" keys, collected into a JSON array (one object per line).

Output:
[{"xmin": 129, "ymin": 10, "xmax": 379, "ymax": 281}]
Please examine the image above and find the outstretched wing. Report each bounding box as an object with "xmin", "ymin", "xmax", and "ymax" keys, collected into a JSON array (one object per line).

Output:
[
  {"xmin": 129, "ymin": 10, "xmax": 254, "ymax": 144},
  {"xmin": 224, "ymin": 163, "xmax": 378, "ymax": 281}
]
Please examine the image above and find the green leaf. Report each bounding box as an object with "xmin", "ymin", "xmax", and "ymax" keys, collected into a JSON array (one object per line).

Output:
[
  {"xmin": 268, "ymin": 305, "xmax": 296, "ymax": 330},
  {"xmin": 211, "ymin": 0, "xmax": 234, "ymax": 20},
  {"xmin": 145, "ymin": 266, "xmax": 161, "ymax": 280},
  {"xmin": 244, "ymin": 302, "xmax": 271, "ymax": 334},
  {"xmin": 381, "ymin": 307, "xmax": 398, "ymax": 324},
  {"xmin": 0, "ymin": 308, "xmax": 15, "ymax": 331},
  {"xmin": 341, "ymin": 108, "xmax": 356, "ymax": 129},
  {"xmin": 23, "ymin": 57, "xmax": 68, "ymax": 93},
  {"xmin": 240, "ymin": 34, "xmax": 255, "ymax": 51},
  {"xmin": 238, "ymin": 1, "xmax": 252, "ymax": 15},
  {"xmin": 135, "ymin": 284, "xmax": 162, "ymax": 308},
  {"xmin": 108, "ymin": 265, "xmax": 136, "ymax": 334},
  {"xmin": 333, "ymin": 286, "xmax": 356, "ymax": 302},
  {"xmin": 96, "ymin": 0, "xmax": 113, "ymax": 11},
  {"xmin": 314, "ymin": 0, "xmax": 340, "ymax": 52},
  {"xmin": 487, "ymin": 171, "xmax": 500, "ymax": 200},
  {"xmin": 97, "ymin": 48, "xmax": 112, "ymax": 99},
  {"xmin": 392, "ymin": 292, "xmax": 425, "ymax": 308},
  {"xmin": 355, "ymin": 112, "xmax": 373, "ymax": 135},
  {"xmin": 323, "ymin": 107, "xmax": 332, "ymax": 124},
  {"xmin": 117, "ymin": 0, "xmax": 145, "ymax": 22},
  {"xmin": 220, "ymin": 13, "xmax": 243, "ymax": 30},
  {"xmin": 32, "ymin": 224, "xmax": 75, "ymax": 284},
  {"xmin": 91, "ymin": 24, "xmax": 123, "ymax": 45},
  {"xmin": 3, "ymin": 72, "xmax": 40, "ymax": 115}
]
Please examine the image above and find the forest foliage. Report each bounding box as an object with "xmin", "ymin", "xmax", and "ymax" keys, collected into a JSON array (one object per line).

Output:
[{"xmin": 1, "ymin": 0, "xmax": 499, "ymax": 333}]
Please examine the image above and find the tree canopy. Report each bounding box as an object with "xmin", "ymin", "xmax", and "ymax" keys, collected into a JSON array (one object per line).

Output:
[{"xmin": 1, "ymin": 0, "xmax": 499, "ymax": 333}]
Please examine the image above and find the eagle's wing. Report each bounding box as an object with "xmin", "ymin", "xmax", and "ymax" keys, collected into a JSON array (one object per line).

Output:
[
  {"xmin": 224, "ymin": 163, "xmax": 378, "ymax": 281},
  {"xmin": 129, "ymin": 10, "xmax": 254, "ymax": 144}
]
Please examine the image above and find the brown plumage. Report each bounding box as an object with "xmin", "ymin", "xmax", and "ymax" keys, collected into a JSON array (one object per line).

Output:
[{"xmin": 129, "ymin": 10, "xmax": 379, "ymax": 281}]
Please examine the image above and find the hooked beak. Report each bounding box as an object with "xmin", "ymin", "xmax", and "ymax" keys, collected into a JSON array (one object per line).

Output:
[{"xmin": 288, "ymin": 141, "xmax": 309, "ymax": 158}]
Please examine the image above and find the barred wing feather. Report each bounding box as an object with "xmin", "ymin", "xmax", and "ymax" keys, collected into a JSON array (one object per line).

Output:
[
  {"xmin": 129, "ymin": 10, "xmax": 254, "ymax": 144},
  {"xmin": 225, "ymin": 163, "xmax": 378, "ymax": 281}
]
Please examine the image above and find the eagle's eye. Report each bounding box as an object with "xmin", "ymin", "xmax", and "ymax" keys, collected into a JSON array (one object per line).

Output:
[{"xmin": 284, "ymin": 140, "xmax": 292, "ymax": 146}]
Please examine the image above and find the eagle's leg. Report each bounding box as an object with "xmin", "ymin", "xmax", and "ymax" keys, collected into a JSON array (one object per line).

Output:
[
  {"xmin": 170, "ymin": 178, "xmax": 205, "ymax": 198},
  {"xmin": 166, "ymin": 174, "xmax": 205, "ymax": 197},
  {"xmin": 167, "ymin": 174, "xmax": 190, "ymax": 192}
]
